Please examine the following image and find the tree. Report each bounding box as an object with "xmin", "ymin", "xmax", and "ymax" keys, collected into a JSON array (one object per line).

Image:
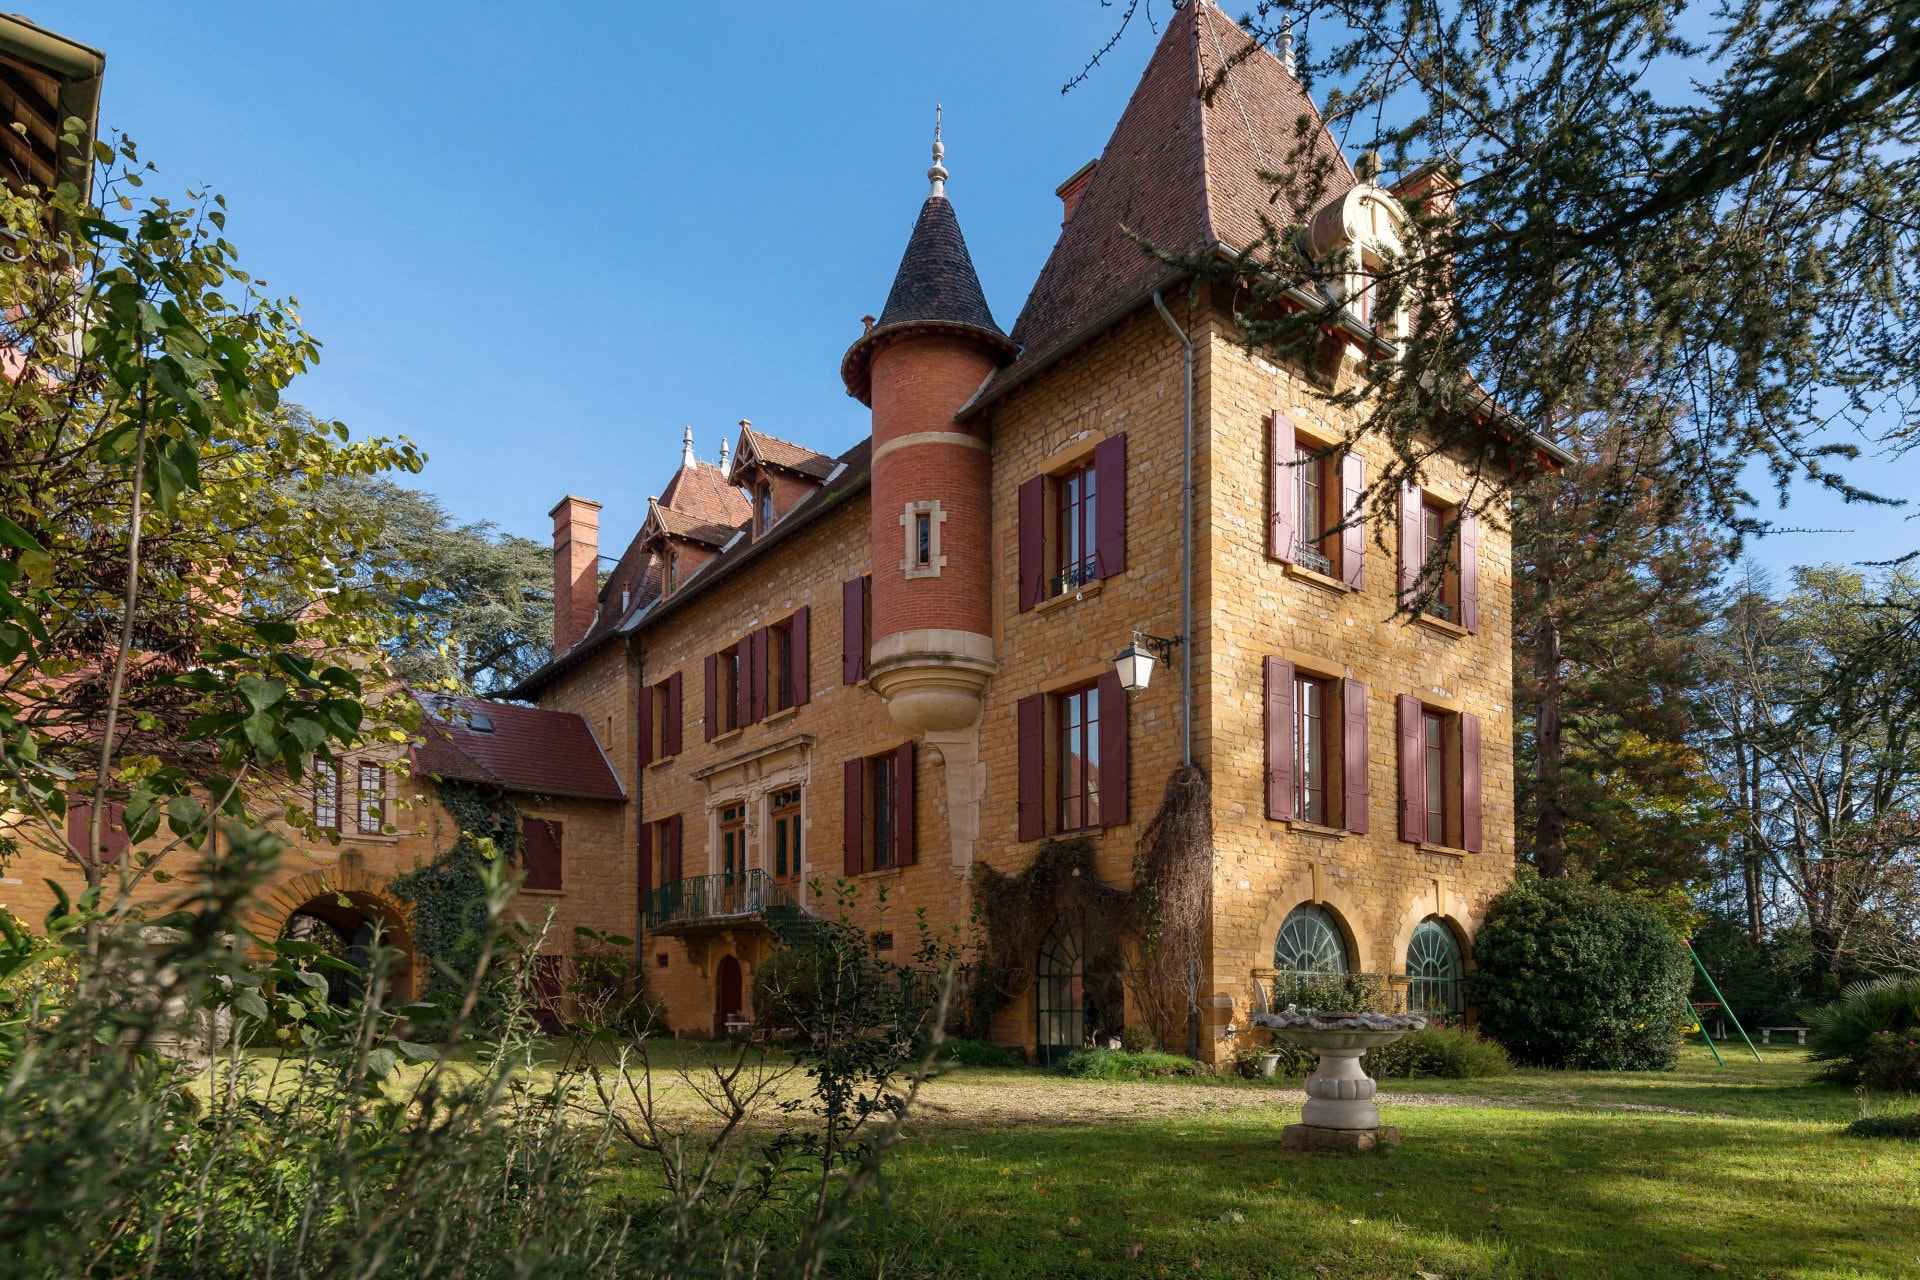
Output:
[
  {"xmin": 1702, "ymin": 566, "xmax": 1920, "ymax": 981},
  {"xmin": 317, "ymin": 478, "xmax": 553, "ymax": 695},
  {"xmin": 0, "ymin": 123, "xmax": 422, "ymax": 893}
]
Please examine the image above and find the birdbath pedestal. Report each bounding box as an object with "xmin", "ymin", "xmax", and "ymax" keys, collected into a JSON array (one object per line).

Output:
[{"xmin": 1252, "ymin": 1008, "xmax": 1425, "ymax": 1153}]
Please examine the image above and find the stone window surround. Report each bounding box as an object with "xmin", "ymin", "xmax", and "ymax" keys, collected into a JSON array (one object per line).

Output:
[
  {"xmin": 899, "ymin": 499, "xmax": 948, "ymax": 578},
  {"xmin": 701, "ymin": 752, "xmax": 811, "ymax": 908}
]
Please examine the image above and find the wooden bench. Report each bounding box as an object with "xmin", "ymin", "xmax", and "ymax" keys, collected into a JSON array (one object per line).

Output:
[{"xmin": 1760, "ymin": 1026, "xmax": 1809, "ymax": 1046}]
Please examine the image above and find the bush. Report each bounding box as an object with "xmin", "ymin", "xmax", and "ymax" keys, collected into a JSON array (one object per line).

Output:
[
  {"xmin": 1857, "ymin": 1032, "xmax": 1920, "ymax": 1093},
  {"xmin": 1807, "ymin": 976, "xmax": 1920, "ymax": 1085},
  {"xmin": 1120, "ymin": 1023, "xmax": 1157, "ymax": 1053},
  {"xmin": 1265, "ymin": 970, "xmax": 1393, "ymax": 1014},
  {"xmin": 1365, "ymin": 1026, "xmax": 1513, "ymax": 1079},
  {"xmin": 1057, "ymin": 1048, "xmax": 1207, "ymax": 1079},
  {"xmin": 936, "ymin": 1036, "xmax": 1026, "ymax": 1068},
  {"xmin": 1472, "ymin": 874, "xmax": 1693, "ymax": 1070}
]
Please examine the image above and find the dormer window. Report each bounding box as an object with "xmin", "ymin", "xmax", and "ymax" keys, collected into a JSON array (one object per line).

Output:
[
  {"xmin": 666, "ymin": 549, "xmax": 680, "ymax": 595},
  {"xmin": 756, "ymin": 482, "xmax": 776, "ymax": 536}
]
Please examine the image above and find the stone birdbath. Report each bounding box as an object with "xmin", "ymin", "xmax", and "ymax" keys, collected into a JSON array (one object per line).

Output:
[{"xmin": 1252, "ymin": 1006, "xmax": 1425, "ymax": 1152}]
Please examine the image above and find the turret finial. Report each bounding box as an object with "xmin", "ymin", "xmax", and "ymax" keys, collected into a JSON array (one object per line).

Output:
[
  {"xmin": 927, "ymin": 102, "xmax": 948, "ymax": 199},
  {"xmin": 718, "ymin": 433, "xmax": 730, "ymax": 471},
  {"xmin": 680, "ymin": 424, "xmax": 696, "ymax": 469},
  {"xmin": 1279, "ymin": 24, "xmax": 1297, "ymax": 77}
]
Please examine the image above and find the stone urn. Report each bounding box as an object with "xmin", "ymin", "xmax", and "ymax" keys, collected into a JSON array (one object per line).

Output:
[{"xmin": 1252, "ymin": 1006, "xmax": 1425, "ymax": 1152}]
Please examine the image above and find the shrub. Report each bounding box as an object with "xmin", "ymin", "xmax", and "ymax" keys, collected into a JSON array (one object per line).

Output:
[
  {"xmin": 1807, "ymin": 977, "xmax": 1920, "ymax": 1085},
  {"xmin": 1057, "ymin": 1048, "xmax": 1207, "ymax": 1079},
  {"xmin": 936, "ymin": 1036, "xmax": 1026, "ymax": 1068},
  {"xmin": 1472, "ymin": 874, "xmax": 1693, "ymax": 1070},
  {"xmin": 1120, "ymin": 1023, "xmax": 1157, "ymax": 1053},
  {"xmin": 1266, "ymin": 970, "xmax": 1393, "ymax": 1014},
  {"xmin": 1365, "ymin": 1026, "xmax": 1513, "ymax": 1079},
  {"xmin": 1857, "ymin": 1032, "xmax": 1920, "ymax": 1093}
]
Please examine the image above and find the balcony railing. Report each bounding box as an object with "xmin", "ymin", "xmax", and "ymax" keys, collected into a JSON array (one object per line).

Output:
[
  {"xmin": 1291, "ymin": 541, "xmax": 1334, "ymax": 576},
  {"xmin": 1048, "ymin": 560, "xmax": 1098, "ymax": 599},
  {"xmin": 645, "ymin": 869, "xmax": 797, "ymax": 934}
]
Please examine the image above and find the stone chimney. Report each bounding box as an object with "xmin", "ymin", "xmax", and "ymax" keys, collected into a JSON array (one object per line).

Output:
[
  {"xmin": 549, "ymin": 494, "xmax": 602, "ymax": 652},
  {"xmin": 1055, "ymin": 159, "xmax": 1097, "ymax": 227}
]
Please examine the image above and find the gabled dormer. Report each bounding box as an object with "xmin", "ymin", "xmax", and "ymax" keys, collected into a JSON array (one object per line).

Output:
[
  {"xmin": 727, "ymin": 420, "xmax": 836, "ymax": 538},
  {"xmin": 638, "ymin": 427, "xmax": 752, "ymax": 597}
]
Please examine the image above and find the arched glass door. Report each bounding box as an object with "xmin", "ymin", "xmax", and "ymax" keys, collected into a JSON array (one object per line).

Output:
[
  {"xmin": 1406, "ymin": 918, "xmax": 1464, "ymax": 1017},
  {"xmin": 1035, "ymin": 915, "xmax": 1086, "ymax": 1066}
]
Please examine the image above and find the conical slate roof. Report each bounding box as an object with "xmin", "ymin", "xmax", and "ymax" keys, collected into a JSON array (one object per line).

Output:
[{"xmin": 841, "ymin": 193, "xmax": 1016, "ymax": 405}]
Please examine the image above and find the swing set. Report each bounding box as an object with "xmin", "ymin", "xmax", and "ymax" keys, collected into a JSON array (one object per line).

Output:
[{"xmin": 1687, "ymin": 941, "xmax": 1763, "ymax": 1066}]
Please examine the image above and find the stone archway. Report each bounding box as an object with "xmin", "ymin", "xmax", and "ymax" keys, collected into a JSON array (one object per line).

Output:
[{"xmin": 244, "ymin": 863, "xmax": 416, "ymax": 1002}]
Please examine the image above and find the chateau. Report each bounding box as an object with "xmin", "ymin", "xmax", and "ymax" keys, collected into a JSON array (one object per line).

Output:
[{"xmin": 3, "ymin": 2, "xmax": 1565, "ymax": 1062}]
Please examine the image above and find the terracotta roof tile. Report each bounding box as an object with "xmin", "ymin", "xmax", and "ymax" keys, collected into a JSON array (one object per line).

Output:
[
  {"xmin": 411, "ymin": 694, "xmax": 624, "ymax": 801},
  {"xmin": 975, "ymin": 1, "xmax": 1353, "ymax": 410},
  {"xmin": 739, "ymin": 426, "xmax": 836, "ymax": 479},
  {"xmin": 658, "ymin": 459, "xmax": 752, "ymax": 528},
  {"xmin": 651, "ymin": 501, "xmax": 744, "ymax": 549}
]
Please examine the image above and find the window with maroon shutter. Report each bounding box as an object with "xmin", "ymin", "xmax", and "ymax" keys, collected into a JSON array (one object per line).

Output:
[
  {"xmin": 1269, "ymin": 412, "xmax": 1297, "ymax": 562},
  {"xmin": 312, "ymin": 760, "xmax": 341, "ymax": 831},
  {"xmin": 1461, "ymin": 712, "xmax": 1483, "ymax": 852},
  {"xmin": 522, "ymin": 817, "xmax": 563, "ymax": 891},
  {"xmin": 1459, "ymin": 513, "xmax": 1481, "ymax": 632},
  {"xmin": 1016, "ymin": 693, "xmax": 1044, "ymax": 840},
  {"xmin": 665, "ymin": 672, "xmax": 683, "ymax": 756},
  {"xmin": 790, "ymin": 606, "xmax": 811, "ymax": 706},
  {"xmin": 66, "ymin": 801, "xmax": 129, "ymax": 863},
  {"xmin": 1017, "ymin": 474, "xmax": 1045, "ymax": 611},
  {"xmin": 1056, "ymin": 682, "xmax": 1101, "ymax": 831},
  {"xmin": 1340, "ymin": 453, "xmax": 1366, "ymax": 589},
  {"xmin": 1093, "ymin": 433, "xmax": 1127, "ymax": 580},
  {"xmin": 1264, "ymin": 658, "xmax": 1296, "ymax": 820},
  {"xmin": 747, "ymin": 629, "xmax": 768, "ymax": 722},
  {"xmin": 1397, "ymin": 694, "xmax": 1426, "ymax": 844},
  {"xmin": 841, "ymin": 577, "xmax": 870, "ymax": 685},
  {"xmin": 667, "ymin": 814, "xmax": 684, "ymax": 880},
  {"xmin": 1097, "ymin": 669, "xmax": 1129, "ymax": 826},
  {"xmin": 891, "ymin": 741, "xmax": 915, "ymax": 866},
  {"xmin": 842, "ymin": 757, "xmax": 864, "ymax": 875},
  {"xmin": 704, "ymin": 653, "xmax": 718, "ymax": 741},
  {"xmin": 1342, "ymin": 679, "xmax": 1370, "ymax": 834}
]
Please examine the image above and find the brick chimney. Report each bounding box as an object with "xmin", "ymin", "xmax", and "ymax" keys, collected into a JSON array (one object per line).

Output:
[
  {"xmin": 549, "ymin": 495, "xmax": 602, "ymax": 652},
  {"xmin": 1055, "ymin": 159, "xmax": 1097, "ymax": 227}
]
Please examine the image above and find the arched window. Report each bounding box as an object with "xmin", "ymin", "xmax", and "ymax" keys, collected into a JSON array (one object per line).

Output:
[
  {"xmin": 1035, "ymin": 915, "xmax": 1086, "ymax": 1066},
  {"xmin": 1406, "ymin": 917, "xmax": 1464, "ymax": 1017},
  {"xmin": 1273, "ymin": 904, "xmax": 1349, "ymax": 976}
]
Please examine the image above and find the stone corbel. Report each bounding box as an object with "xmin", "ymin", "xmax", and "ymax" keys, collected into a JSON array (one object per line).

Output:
[{"xmin": 924, "ymin": 726, "xmax": 983, "ymax": 873}]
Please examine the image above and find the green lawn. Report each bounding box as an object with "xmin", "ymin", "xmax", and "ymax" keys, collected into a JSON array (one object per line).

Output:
[{"xmin": 816, "ymin": 1046, "xmax": 1918, "ymax": 1280}]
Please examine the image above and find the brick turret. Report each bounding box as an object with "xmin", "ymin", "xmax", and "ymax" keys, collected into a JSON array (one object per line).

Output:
[{"xmin": 841, "ymin": 116, "xmax": 1015, "ymax": 733}]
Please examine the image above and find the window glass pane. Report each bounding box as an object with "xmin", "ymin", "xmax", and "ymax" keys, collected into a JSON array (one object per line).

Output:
[
  {"xmin": 1085, "ymin": 686, "xmax": 1101, "ymax": 827},
  {"xmin": 1273, "ymin": 904, "xmax": 1349, "ymax": 975},
  {"xmin": 1296, "ymin": 677, "xmax": 1325, "ymax": 824},
  {"xmin": 1425, "ymin": 713, "xmax": 1446, "ymax": 838}
]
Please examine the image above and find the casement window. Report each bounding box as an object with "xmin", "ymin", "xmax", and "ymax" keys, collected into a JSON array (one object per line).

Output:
[
  {"xmin": 1017, "ymin": 434, "xmax": 1127, "ymax": 611},
  {"xmin": 356, "ymin": 762, "xmax": 386, "ymax": 834},
  {"xmin": 638, "ymin": 813, "xmax": 684, "ymax": 905},
  {"xmin": 769, "ymin": 786, "xmax": 803, "ymax": 885},
  {"xmin": 1056, "ymin": 682, "xmax": 1102, "ymax": 832},
  {"xmin": 312, "ymin": 759, "xmax": 341, "ymax": 831},
  {"xmin": 639, "ymin": 671, "xmax": 684, "ymax": 767},
  {"xmin": 764, "ymin": 609, "xmax": 810, "ymax": 714},
  {"xmin": 1264, "ymin": 658, "xmax": 1370, "ymax": 832},
  {"xmin": 1397, "ymin": 483, "xmax": 1480, "ymax": 630},
  {"xmin": 705, "ymin": 644, "xmax": 744, "ymax": 739},
  {"xmin": 842, "ymin": 574, "xmax": 873, "ymax": 684},
  {"xmin": 718, "ymin": 803, "xmax": 746, "ymax": 880},
  {"xmin": 1016, "ymin": 671, "xmax": 1129, "ymax": 841},
  {"xmin": 1268, "ymin": 412, "xmax": 1365, "ymax": 588},
  {"xmin": 522, "ymin": 816, "xmax": 563, "ymax": 891},
  {"xmin": 1396, "ymin": 694, "xmax": 1482, "ymax": 851},
  {"xmin": 65, "ymin": 801, "xmax": 129, "ymax": 863},
  {"xmin": 843, "ymin": 742, "xmax": 915, "ymax": 874}
]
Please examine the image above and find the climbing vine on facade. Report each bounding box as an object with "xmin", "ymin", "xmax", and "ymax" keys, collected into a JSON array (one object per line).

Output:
[
  {"xmin": 391, "ymin": 779, "xmax": 526, "ymax": 1026},
  {"xmin": 966, "ymin": 837, "xmax": 1131, "ymax": 1039}
]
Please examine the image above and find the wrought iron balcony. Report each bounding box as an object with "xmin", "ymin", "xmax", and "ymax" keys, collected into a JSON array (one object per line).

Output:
[
  {"xmin": 644, "ymin": 869, "xmax": 798, "ymax": 935},
  {"xmin": 1048, "ymin": 560, "xmax": 1098, "ymax": 599},
  {"xmin": 1291, "ymin": 542, "xmax": 1334, "ymax": 576}
]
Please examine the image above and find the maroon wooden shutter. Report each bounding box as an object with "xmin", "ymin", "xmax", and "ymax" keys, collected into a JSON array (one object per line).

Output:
[
  {"xmin": 748, "ymin": 628, "xmax": 769, "ymax": 722},
  {"xmin": 637, "ymin": 680, "xmax": 654, "ymax": 769},
  {"xmin": 1264, "ymin": 658, "xmax": 1296, "ymax": 820},
  {"xmin": 1397, "ymin": 694, "xmax": 1426, "ymax": 844},
  {"xmin": 791, "ymin": 606, "xmax": 811, "ymax": 705},
  {"xmin": 1461, "ymin": 712, "xmax": 1483, "ymax": 852},
  {"xmin": 842, "ymin": 757, "xmax": 864, "ymax": 875},
  {"xmin": 732, "ymin": 643, "xmax": 751, "ymax": 730},
  {"xmin": 704, "ymin": 653, "xmax": 718, "ymax": 742},
  {"xmin": 1398, "ymin": 482, "xmax": 1422, "ymax": 607},
  {"xmin": 66, "ymin": 802, "xmax": 90, "ymax": 858},
  {"xmin": 1097, "ymin": 669, "xmax": 1129, "ymax": 826},
  {"xmin": 1016, "ymin": 693, "xmax": 1044, "ymax": 840},
  {"xmin": 666, "ymin": 672, "xmax": 684, "ymax": 756},
  {"xmin": 1342, "ymin": 679, "xmax": 1370, "ymax": 834},
  {"xmin": 841, "ymin": 578, "xmax": 863, "ymax": 684},
  {"xmin": 523, "ymin": 818, "xmax": 562, "ymax": 890},
  {"xmin": 1340, "ymin": 451, "xmax": 1365, "ymax": 589},
  {"xmin": 1269, "ymin": 412, "xmax": 1296, "ymax": 561},
  {"xmin": 667, "ymin": 814, "xmax": 684, "ymax": 880},
  {"xmin": 1459, "ymin": 512, "xmax": 1482, "ymax": 632},
  {"xmin": 1017, "ymin": 474, "xmax": 1045, "ymax": 611},
  {"xmin": 638, "ymin": 821, "xmax": 653, "ymax": 902},
  {"xmin": 893, "ymin": 740, "xmax": 916, "ymax": 865},
  {"xmin": 1093, "ymin": 433, "xmax": 1127, "ymax": 579}
]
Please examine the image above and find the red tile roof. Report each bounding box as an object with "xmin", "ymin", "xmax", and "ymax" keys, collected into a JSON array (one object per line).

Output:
[
  {"xmin": 974, "ymin": 0, "xmax": 1353, "ymax": 411},
  {"xmin": 411, "ymin": 694, "xmax": 625, "ymax": 801},
  {"xmin": 658, "ymin": 458, "xmax": 752, "ymax": 529},
  {"xmin": 736, "ymin": 426, "xmax": 836, "ymax": 480}
]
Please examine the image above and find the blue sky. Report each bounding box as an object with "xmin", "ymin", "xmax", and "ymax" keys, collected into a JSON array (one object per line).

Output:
[{"xmin": 60, "ymin": 1, "xmax": 1913, "ymax": 574}]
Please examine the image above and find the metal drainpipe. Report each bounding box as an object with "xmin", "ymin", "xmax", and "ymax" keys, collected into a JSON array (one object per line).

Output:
[{"xmin": 1152, "ymin": 287, "xmax": 1194, "ymax": 768}]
